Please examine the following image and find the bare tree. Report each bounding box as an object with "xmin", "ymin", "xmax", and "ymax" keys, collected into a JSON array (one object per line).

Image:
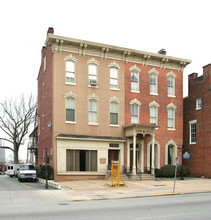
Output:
[{"xmin": 0, "ymin": 94, "xmax": 36, "ymax": 164}]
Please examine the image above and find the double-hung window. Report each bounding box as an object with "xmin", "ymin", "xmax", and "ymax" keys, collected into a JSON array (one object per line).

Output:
[
  {"xmin": 168, "ymin": 76, "xmax": 175, "ymax": 96},
  {"xmin": 88, "ymin": 64, "xmax": 97, "ymax": 85},
  {"xmin": 189, "ymin": 120, "xmax": 197, "ymax": 144},
  {"xmin": 66, "ymin": 61, "xmax": 75, "ymax": 83},
  {"xmin": 167, "ymin": 108, "xmax": 174, "ymax": 129},
  {"xmin": 131, "ymin": 104, "xmax": 139, "ymax": 123},
  {"xmin": 110, "ymin": 67, "xmax": 118, "ymax": 89},
  {"xmin": 150, "ymin": 106, "xmax": 157, "ymax": 125},
  {"xmin": 150, "ymin": 73, "xmax": 157, "ymax": 94},
  {"xmin": 110, "ymin": 102, "xmax": 118, "ymax": 125},
  {"xmin": 131, "ymin": 70, "xmax": 139, "ymax": 91},
  {"xmin": 66, "ymin": 97, "xmax": 75, "ymax": 122},
  {"xmin": 89, "ymin": 100, "xmax": 97, "ymax": 123},
  {"xmin": 196, "ymin": 98, "xmax": 202, "ymax": 110}
]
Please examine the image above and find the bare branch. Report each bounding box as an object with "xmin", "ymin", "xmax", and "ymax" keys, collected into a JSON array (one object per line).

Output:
[{"xmin": 0, "ymin": 146, "xmax": 14, "ymax": 152}]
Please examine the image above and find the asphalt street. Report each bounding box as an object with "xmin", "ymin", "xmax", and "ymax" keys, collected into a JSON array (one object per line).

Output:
[
  {"xmin": 0, "ymin": 192, "xmax": 211, "ymax": 220},
  {"xmin": 0, "ymin": 175, "xmax": 55, "ymax": 191}
]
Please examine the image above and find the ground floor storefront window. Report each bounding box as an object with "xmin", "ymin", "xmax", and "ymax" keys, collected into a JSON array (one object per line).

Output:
[{"xmin": 66, "ymin": 150, "xmax": 97, "ymax": 171}]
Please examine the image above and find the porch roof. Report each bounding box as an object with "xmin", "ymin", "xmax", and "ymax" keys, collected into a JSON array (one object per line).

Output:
[{"xmin": 123, "ymin": 123, "xmax": 159, "ymax": 137}]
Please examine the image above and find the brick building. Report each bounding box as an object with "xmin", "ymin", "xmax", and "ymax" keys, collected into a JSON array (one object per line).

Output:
[
  {"xmin": 183, "ymin": 64, "xmax": 211, "ymax": 178},
  {"xmin": 37, "ymin": 28, "xmax": 191, "ymax": 181}
]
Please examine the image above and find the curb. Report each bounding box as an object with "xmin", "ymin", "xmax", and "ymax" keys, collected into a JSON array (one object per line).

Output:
[{"xmin": 37, "ymin": 178, "xmax": 61, "ymax": 190}]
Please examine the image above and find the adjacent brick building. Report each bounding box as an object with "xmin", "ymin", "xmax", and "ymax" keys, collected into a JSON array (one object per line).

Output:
[
  {"xmin": 37, "ymin": 28, "xmax": 191, "ymax": 181},
  {"xmin": 183, "ymin": 64, "xmax": 211, "ymax": 177}
]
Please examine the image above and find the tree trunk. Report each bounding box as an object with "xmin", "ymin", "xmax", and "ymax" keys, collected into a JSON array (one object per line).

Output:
[{"xmin": 13, "ymin": 143, "xmax": 19, "ymax": 164}]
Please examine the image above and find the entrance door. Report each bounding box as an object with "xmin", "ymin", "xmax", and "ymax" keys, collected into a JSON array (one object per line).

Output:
[{"xmin": 108, "ymin": 150, "xmax": 119, "ymax": 170}]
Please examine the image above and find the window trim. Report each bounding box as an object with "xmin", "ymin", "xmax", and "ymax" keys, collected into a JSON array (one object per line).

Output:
[
  {"xmin": 65, "ymin": 97, "xmax": 76, "ymax": 123},
  {"xmin": 196, "ymin": 98, "xmax": 202, "ymax": 110},
  {"xmin": 130, "ymin": 65, "xmax": 141, "ymax": 93},
  {"xmin": 110, "ymin": 101, "xmax": 119, "ymax": 126},
  {"xmin": 189, "ymin": 120, "xmax": 197, "ymax": 144},
  {"xmin": 166, "ymin": 103, "xmax": 176, "ymax": 130},
  {"xmin": 149, "ymin": 101, "xmax": 160, "ymax": 125},
  {"xmin": 148, "ymin": 68, "xmax": 159, "ymax": 95},
  {"xmin": 64, "ymin": 54, "xmax": 78, "ymax": 85},
  {"xmin": 108, "ymin": 61, "xmax": 120, "ymax": 90},
  {"xmin": 166, "ymin": 71, "xmax": 176, "ymax": 97}
]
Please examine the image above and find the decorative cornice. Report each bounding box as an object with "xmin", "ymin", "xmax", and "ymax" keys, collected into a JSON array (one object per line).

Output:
[
  {"xmin": 129, "ymin": 64, "xmax": 141, "ymax": 72},
  {"xmin": 149, "ymin": 100, "xmax": 160, "ymax": 107},
  {"xmin": 166, "ymin": 71, "xmax": 176, "ymax": 78},
  {"xmin": 166, "ymin": 102, "xmax": 177, "ymax": 109},
  {"xmin": 130, "ymin": 98, "xmax": 141, "ymax": 105},
  {"xmin": 64, "ymin": 91, "xmax": 77, "ymax": 99},
  {"xmin": 87, "ymin": 58, "xmax": 100, "ymax": 65},
  {"xmin": 46, "ymin": 35, "xmax": 191, "ymax": 71},
  {"xmin": 64, "ymin": 54, "xmax": 78, "ymax": 62},
  {"xmin": 108, "ymin": 96, "xmax": 120, "ymax": 103},
  {"xmin": 108, "ymin": 61, "xmax": 120, "ymax": 69},
  {"xmin": 87, "ymin": 93, "xmax": 100, "ymax": 101},
  {"xmin": 148, "ymin": 67, "xmax": 159, "ymax": 75}
]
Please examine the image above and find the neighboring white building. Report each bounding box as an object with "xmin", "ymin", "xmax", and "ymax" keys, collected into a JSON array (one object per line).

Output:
[{"xmin": 0, "ymin": 148, "xmax": 5, "ymax": 163}]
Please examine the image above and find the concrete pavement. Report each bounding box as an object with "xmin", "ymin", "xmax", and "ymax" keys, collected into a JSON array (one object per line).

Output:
[
  {"xmin": 57, "ymin": 177, "xmax": 211, "ymax": 202},
  {"xmin": 1, "ymin": 177, "xmax": 211, "ymax": 204}
]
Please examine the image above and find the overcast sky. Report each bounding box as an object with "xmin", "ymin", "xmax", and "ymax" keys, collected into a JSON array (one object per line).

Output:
[{"xmin": 0, "ymin": 0, "xmax": 210, "ymax": 160}]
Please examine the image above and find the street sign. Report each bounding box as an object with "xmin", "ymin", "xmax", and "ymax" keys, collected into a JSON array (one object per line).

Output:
[{"xmin": 183, "ymin": 152, "xmax": 190, "ymax": 159}]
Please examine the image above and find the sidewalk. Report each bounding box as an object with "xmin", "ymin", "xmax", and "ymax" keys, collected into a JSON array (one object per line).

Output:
[{"xmin": 57, "ymin": 178, "xmax": 211, "ymax": 202}]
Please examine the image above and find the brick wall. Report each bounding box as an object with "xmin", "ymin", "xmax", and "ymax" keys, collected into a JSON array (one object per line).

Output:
[
  {"xmin": 184, "ymin": 64, "xmax": 211, "ymax": 177},
  {"xmin": 37, "ymin": 46, "xmax": 53, "ymax": 167},
  {"xmin": 125, "ymin": 63, "xmax": 184, "ymax": 168}
]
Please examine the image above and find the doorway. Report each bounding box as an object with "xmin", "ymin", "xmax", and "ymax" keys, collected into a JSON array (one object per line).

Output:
[{"xmin": 108, "ymin": 150, "xmax": 119, "ymax": 170}]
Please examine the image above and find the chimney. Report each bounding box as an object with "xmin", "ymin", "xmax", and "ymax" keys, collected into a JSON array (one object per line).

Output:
[
  {"xmin": 47, "ymin": 27, "xmax": 54, "ymax": 35},
  {"xmin": 203, "ymin": 64, "xmax": 211, "ymax": 90},
  {"xmin": 158, "ymin": 49, "xmax": 166, "ymax": 55}
]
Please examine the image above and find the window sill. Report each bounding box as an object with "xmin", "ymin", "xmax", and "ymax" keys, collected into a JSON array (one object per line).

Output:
[
  {"xmin": 110, "ymin": 124, "xmax": 119, "ymax": 127},
  {"xmin": 168, "ymin": 95, "xmax": 176, "ymax": 98},
  {"xmin": 88, "ymin": 122, "xmax": 99, "ymax": 126},
  {"xmin": 189, "ymin": 142, "xmax": 196, "ymax": 145},
  {"xmin": 150, "ymin": 93, "xmax": 158, "ymax": 96},
  {"xmin": 65, "ymin": 82, "xmax": 76, "ymax": 86},
  {"xmin": 167, "ymin": 128, "xmax": 176, "ymax": 131},
  {"xmin": 131, "ymin": 90, "xmax": 140, "ymax": 93},
  {"xmin": 65, "ymin": 121, "xmax": 76, "ymax": 124},
  {"xmin": 110, "ymin": 88, "xmax": 120, "ymax": 91},
  {"xmin": 196, "ymin": 108, "xmax": 201, "ymax": 111}
]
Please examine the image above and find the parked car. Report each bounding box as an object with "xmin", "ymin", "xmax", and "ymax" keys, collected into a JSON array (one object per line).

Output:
[
  {"xmin": 0, "ymin": 168, "xmax": 3, "ymax": 175},
  {"xmin": 7, "ymin": 164, "xmax": 19, "ymax": 177},
  {"xmin": 18, "ymin": 164, "xmax": 37, "ymax": 182}
]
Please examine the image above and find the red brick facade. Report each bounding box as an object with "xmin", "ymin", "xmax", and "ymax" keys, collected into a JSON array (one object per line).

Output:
[
  {"xmin": 125, "ymin": 63, "xmax": 184, "ymax": 170},
  {"xmin": 37, "ymin": 46, "xmax": 54, "ymax": 167},
  {"xmin": 183, "ymin": 64, "xmax": 211, "ymax": 177}
]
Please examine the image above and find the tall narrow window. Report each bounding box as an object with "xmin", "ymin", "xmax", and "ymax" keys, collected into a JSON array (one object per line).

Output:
[
  {"xmin": 189, "ymin": 120, "xmax": 197, "ymax": 144},
  {"xmin": 88, "ymin": 64, "xmax": 97, "ymax": 85},
  {"xmin": 110, "ymin": 102, "xmax": 118, "ymax": 125},
  {"xmin": 196, "ymin": 98, "xmax": 202, "ymax": 110},
  {"xmin": 168, "ymin": 76, "xmax": 175, "ymax": 96},
  {"xmin": 167, "ymin": 108, "xmax": 174, "ymax": 129},
  {"xmin": 66, "ymin": 61, "xmax": 75, "ymax": 83},
  {"xmin": 43, "ymin": 54, "xmax": 46, "ymax": 72},
  {"xmin": 150, "ymin": 106, "xmax": 157, "ymax": 125},
  {"xmin": 150, "ymin": 73, "xmax": 157, "ymax": 94},
  {"xmin": 66, "ymin": 97, "xmax": 75, "ymax": 122},
  {"xmin": 131, "ymin": 104, "xmax": 139, "ymax": 123},
  {"xmin": 110, "ymin": 67, "xmax": 118, "ymax": 89},
  {"xmin": 89, "ymin": 100, "xmax": 97, "ymax": 123},
  {"xmin": 131, "ymin": 70, "xmax": 139, "ymax": 91}
]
